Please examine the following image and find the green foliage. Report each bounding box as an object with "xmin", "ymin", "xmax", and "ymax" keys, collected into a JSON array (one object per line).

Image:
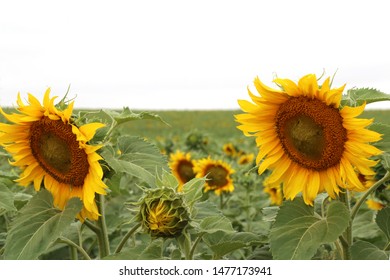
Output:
[
  {"xmin": 102, "ymin": 136, "xmax": 168, "ymax": 187},
  {"xmin": 4, "ymin": 190, "xmax": 82, "ymax": 260},
  {"xmin": 0, "ymin": 182, "xmax": 17, "ymax": 213},
  {"xmin": 351, "ymin": 240, "xmax": 388, "ymax": 260},
  {"xmin": 342, "ymin": 88, "xmax": 390, "ymax": 107},
  {"xmin": 270, "ymin": 198, "xmax": 349, "ymax": 260},
  {"xmin": 376, "ymin": 207, "xmax": 390, "ymax": 240}
]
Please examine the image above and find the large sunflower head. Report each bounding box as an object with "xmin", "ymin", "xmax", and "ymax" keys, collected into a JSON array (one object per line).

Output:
[
  {"xmin": 235, "ymin": 74, "xmax": 383, "ymax": 205},
  {"xmin": 0, "ymin": 88, "xmax": 107, "ymax": 221},
  {"xmin": 193, "ymin": 157, "xmax": 235, "ymax": 195},
  {"xmin": 168, "ymin": 150, "xmax": 196, "ymax": 192}
]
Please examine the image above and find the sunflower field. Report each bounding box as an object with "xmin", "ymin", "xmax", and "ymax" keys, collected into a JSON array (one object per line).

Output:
[{"xmin": 0, "ymin": 74, "xmax": 390, "ymax": 261}]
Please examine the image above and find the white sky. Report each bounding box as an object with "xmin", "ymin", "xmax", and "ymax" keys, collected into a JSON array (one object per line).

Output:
[{"xmin": 1, "ymin": 0, "xmax": 390, "ymax": 110}]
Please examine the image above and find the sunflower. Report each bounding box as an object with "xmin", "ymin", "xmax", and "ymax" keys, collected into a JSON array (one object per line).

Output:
[
  {"xmin": 263, "ymin": 176, "xmax": 283, "ymax": 206},
  {"xmin": 0, "ymin": 89, "xmax": 107, "ymax": 221},
  {"xmin": 236, "ymin": 74, "xmax": 383, "ymax": 205},
  {"xmin": 237, "ymin": 153, "xmax": 255, "ymax": 165},
  {"xmin": 222, "ymin": 143, "xmax": 237, "ymax": 157},
  {"xmin": 168, "ymin": 150, "xmax": 196, "ymax": 192},
  {"xmin": 193, "ymin": 157, "xmax": 235, "ymax": 195},
  {"xmin": 366, "ymin": 199, "xmax": 385, "ymax": 211}
]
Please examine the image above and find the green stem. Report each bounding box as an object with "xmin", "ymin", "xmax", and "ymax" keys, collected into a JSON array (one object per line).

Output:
[
  {"xmin": 188, "ymin": 232, "xmax": 205, "ymax": 260},
  {"xmin": 69, "ymin": 245, "xmax": 78, "ymax": 260},
  {"xmin": 220, "ymin": 194, "xmax": 224, "ymax": 210},
  {"xmin": 351, "ymin": 171, "xmax": 390, "ymax": 221},
  {"xmin": 95, "ymin": 194, "xmax": 110, "ymax": 258},
  {"xmin": 83, "ymin": 219, "xmax": 101, "ymax": 234},
  {"xmin": 57, "ymin": 237, "xmax": 91, "ymax": 260},
  {"xmin": 334, "ymin": 239, "xmax": 344, "ymax": 260},
  {"xmin": 383, "ymin": 241, "xmax": 390, "ymax": 251},
  {"xmin": 115, "ymin": 223, "xmax": 142, "ymax": 254},
  {"xmin": 339, "ymin": 191, "xmax": 352, "ymax": 260}
]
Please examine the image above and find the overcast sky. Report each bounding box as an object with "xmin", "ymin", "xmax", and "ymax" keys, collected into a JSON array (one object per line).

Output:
[{"xmin": 1, "ymin": 0, "xmax": 390, "ymax": 110}]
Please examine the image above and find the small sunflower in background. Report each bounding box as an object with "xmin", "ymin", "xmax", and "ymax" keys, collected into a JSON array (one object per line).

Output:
[
  {"xmin": 236, "ymin": 74, "xmax": 383, "ymax": 205},
  {"xmin": 263, "ymin": 176, "xmax": 283, "ymax": 206},
  {"xmin": 168, "ymin": 150, "xmax": 196, "ymax": 192},
  {"xmin": 222, "ymin": 143, "xmax": 237, "ymax": 157},
  {"xmin": 0, "ymin": 89, "xmax": 107, "ymax": 221},
  {"xmin": 194, "ymin": 157, "xmax": 234, "ymax": 195},
  {"xmin": 237, "ymin": 153, "xmax": 255, "ymax": 165},
  {"xmin": 366, "ymin": 198, "xmax": 386, "ymax": 211}
]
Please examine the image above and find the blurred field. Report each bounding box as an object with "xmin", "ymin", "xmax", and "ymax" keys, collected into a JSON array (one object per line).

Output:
[{"xmin": 120, "ymin": 109, "xmax": 390, "ymax": 141}]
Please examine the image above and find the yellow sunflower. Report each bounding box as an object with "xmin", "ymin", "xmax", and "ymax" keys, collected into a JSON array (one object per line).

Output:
[
  {"xmin": 222, "ymin": 143, "xmax": 237, "ymax": 157},
  {"xmin": 236, "ymin": 74, "xmax": 383, "ymax": 205},
  {"xmin": 237, "ymin": 153, "xmax": 255, "ymax": 165},
  {"xmin": 366, "ymin": 199, "xmax": 385, "ymax": 211},
  {"xmin": 193, "ymin": 157, "xmax": 235, "ymax": 195},
  {"xmin": 0, "ymin": 88, "xmax": 107, "ymax": 221},
  {"xmin": 168, "ymin": 150, "xmax": 196, "ymax": 192},
  {"xmin": 263, "ymin": 176, "xmax": 283, "ymax": 206}
]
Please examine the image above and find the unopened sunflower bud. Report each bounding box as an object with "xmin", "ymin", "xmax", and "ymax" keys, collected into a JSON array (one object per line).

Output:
[{"xmin": 138, "ymin": 187, "xmax": 190, "ymax": 238}]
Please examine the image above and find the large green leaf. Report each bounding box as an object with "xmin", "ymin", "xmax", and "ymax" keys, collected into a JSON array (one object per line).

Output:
[
  {"xmin": 203, "ymin": 231, "xmax": 266, "ymax": 257},
  {"xmin": 4, "ymin": 190, "xmax": 82, "ymax": 260},
  {"xmin": 112, "ymin": 107, "xmax": 170, "ymax": 126},
  {"xmin": 369, "ymin": 123, "xmax": 390, "ymax": 152},
  {"xmin": 0, "ymin": 182, "xmax": 17, "ymax": 212},
  {"xmin": 376, "ymin": 207, "xmax": 390, "ymax": 240},
  {"xmin": 351, "ymin": 240, "xmax": 388, "ymax": 260},
  {"xmin": 182, "ymin": 177, "xmax": 206, "ymax": 210},
  {"xmin": 102, "ymin": 136, "xmax": 168, "ymax": 187},
  {"xmin": 104, "ymin": 238, "xmax": 164, "ymax": 260},
  {"xmin": 342, "ymin": 88, "xmax": 390, "ymax": 107},
  {"xmin": 198, "ymin": 216, "xmax": 234, "ymax": 234},
  {"xmin": 270, "ymin": 198, "xmax": 349, "ymax": 260}
]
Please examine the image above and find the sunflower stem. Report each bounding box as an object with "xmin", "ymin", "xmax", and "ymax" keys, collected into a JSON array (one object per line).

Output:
[
  {"xmin": 84, "ymin": 219, "xmax": 101, "ymax": 234},
  {"xmin": 334, "ymin": 239, "xmax": 344, "ymax": 260},
  {"xmin": 351, "ymin": 171, "xmax": 390, "ymax": 221},
  {"xmin": 57, "ymin": 237, "xmax": 91, "ymax": 260},
  {"xmin": 96, "ymin": 194, "xmax": 111, "ymax": 258},
  {"xmin": 114, "ymin": 223, "xmax": 141, "ymax": 254},
  {"xmin": 188, "ymin": 232, "xmax": 205, "ymax": 260},
  {"xmin": 339, "ymin": 191, "xmax": 352, "ymax": 260}
]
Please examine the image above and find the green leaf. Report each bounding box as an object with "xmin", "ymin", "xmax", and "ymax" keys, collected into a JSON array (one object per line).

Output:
[
  {"xmin": 376, "ymin": 207, "xmax": 390, "ymax": 240},
  {"xmin": 353, "ymin": 210, "xmax": 383, "ymax": 239},
  {"xmin": 351, "ymin": 240, "xmax": 388, "ymax": 260},
  {"xmin": 0, "ymin": 182, "xmax": 17, "ymax": 212},
  {"xmin": 102, "ymin": 136, "xmax": 168, "ymax": 187},
  {"xmin": 381, "ymin": 153, "xmax": 390, "ymax": 171},
  {"xmin": 270, "ymin": 198, "xmax": 349, "ymax": 260},
  {"xmin": 182, "ymin": 177, "xmax": 206, "ymax": 210},
  {"xmin": 4, "ymin": 190, "xmax": 82, "ymax": 260},
  {"xmin": 203, "ymin": 231, "xmax": 266, "ymax": 257},
  {"xmin": 369, "ymin": 123, "xmax": 390, "ymax": 152},
  {"xmin": 342, "ymin": 88, "xmax": 390, "ymax": 106},
  {"xmin": 198, "ymin": 216, "xmax": 234, "ymax": 234},
  {"xmin": 155, "ymin": 169, "xmax": 179, "ymax": 189},
  {"xmin": 112, "ymin": 107, "xmax": 170, "ymax": 126}
]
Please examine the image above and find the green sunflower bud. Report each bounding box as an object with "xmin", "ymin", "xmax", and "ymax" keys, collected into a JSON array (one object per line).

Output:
[{"xmin": 138, "ymin": 187, "xmax": 190, "ymax": 238}]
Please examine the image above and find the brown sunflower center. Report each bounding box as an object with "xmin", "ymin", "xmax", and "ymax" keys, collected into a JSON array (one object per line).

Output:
[
  {"xmin": 177, "ymin": 160, "xmax": 195, "ymax": 183},
  {"xmin": 205, "ymin": 165, "xmax": 228, "ymax": 188},
  {"xmin": 30, "ymin": 117, "xmax": 90, "ymax": 186},
  {"xmin": 275, "ymin": 96, "xmax": 347, "ymax": 171}
]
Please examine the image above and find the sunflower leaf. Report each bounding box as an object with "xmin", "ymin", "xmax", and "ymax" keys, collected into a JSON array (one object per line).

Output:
[
  {"xmin": 343, "ymin": 87, "xmax": 390, "ymax": 106},
  {"xmin": 112, "ymin": 107, "xmax": 170, "ymax": 127},
  {"xmin": 351, "ymin": 240, "xmax": 388, "ymax": 260},
  {"xmin": 376, "ymin": 207, "xmax": 390, "ymax": 240},
  {"xmin": 102, "ymin": 136, "xmax": 168, "ymax": 187},
  {"xmin": 198, "ymin": 215, "xmax": 235, "ymax": 234},
  {"xmin": 369, "ymin": 123, "xmax": 390, "ymax": 152},
  {"xmin": 4, "ymin": 189, "xmax": 82, "ymax": 260},
  {"xmin": 0, "ymin": 181, "xmax": 17, "ymax": 212},
  {"xmin": 182, "ymin": 177, "xmax": 206, "ymax": 210},
  {"xmin": 202, "ymin": 231, "xmax": 266, "ymax": 257},
  {"xmin": 270, "ymin": 198, "xmax": 349, "ymax": 260}
]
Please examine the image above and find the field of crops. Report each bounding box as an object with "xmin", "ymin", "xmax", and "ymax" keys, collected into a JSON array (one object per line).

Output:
[{"xmin": 0, "ymin": 105, "xmax": 389, "ymax": 261}]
